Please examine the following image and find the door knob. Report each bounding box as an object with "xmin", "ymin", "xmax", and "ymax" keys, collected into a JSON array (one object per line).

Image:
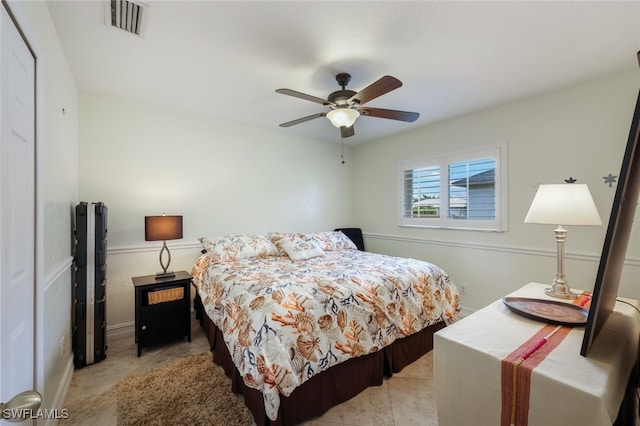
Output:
[{"xmin": 0, "ymin": 390, "xmax": 42, "ymax": 422}]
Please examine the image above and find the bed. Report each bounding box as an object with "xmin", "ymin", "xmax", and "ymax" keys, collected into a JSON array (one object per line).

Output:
[{"xmin": 191, "ymin": 231, "xmax": 460, "ymax": 425}]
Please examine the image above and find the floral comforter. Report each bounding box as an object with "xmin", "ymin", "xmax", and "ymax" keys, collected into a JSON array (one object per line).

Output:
[{"xmin": 192, "ymin": 249, "xmax": 459, "ymax": 421}]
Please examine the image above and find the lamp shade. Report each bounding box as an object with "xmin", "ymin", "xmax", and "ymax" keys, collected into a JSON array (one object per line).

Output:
[
  {"xmin": 327, "ymin": 108, "xmax": 360, "ymax": 128},
  {"xmin": 524, "ymin": 184, "xmax": 602, "ymax": 226},
  {"xmin": 145, "ymin": 215, "xmax": 183, "ymax": 241}
]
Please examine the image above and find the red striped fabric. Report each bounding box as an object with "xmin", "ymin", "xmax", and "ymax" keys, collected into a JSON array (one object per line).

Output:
[{"xmin": 500, "ymin": 292, "xmax": 591, "ymax": 426}]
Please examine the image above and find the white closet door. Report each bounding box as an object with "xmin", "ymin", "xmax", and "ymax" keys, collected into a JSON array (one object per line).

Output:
[{"xmin": 0, "ymin": 3, "xmax": 36, "ymax": 412}]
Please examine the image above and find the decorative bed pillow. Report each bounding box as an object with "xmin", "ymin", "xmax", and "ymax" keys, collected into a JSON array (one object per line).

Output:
[
  {"xmin": 304, "ymin": 231, "xmax": 357, "ymax": 251},
  {"xmin": 280, "ymin": 237, "xmax": 325, "ymax": 261},
  {"xmin": 268, "ymin": 232, "xmax": 299, "ymax": 257},
  {"xmin": 199, "ymin": 234, "xmax": 277, "ymax": 263}
]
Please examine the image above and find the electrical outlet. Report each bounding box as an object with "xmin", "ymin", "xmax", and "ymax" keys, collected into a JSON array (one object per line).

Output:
[
  {"xmin": 460, "ymin": 284, "xmax": 467, "ymax": 295},
  {"xmin": 61, "ymin": 336, "xmax": 66, "ymax": 357}
]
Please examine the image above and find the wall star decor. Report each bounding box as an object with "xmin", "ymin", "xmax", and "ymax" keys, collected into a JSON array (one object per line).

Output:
[
  {"xmin": 564, "ymin": 177, "xmax": 577, "ymax": 183},
  {"xmin": 603, "ymin": 173, "xmax": 617, "ymax": 187}
]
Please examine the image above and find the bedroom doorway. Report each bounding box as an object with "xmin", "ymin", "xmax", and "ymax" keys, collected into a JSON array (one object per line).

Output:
[{"xmin": 0, "ymin": 1, "xmax": 38, "ymax": 416}]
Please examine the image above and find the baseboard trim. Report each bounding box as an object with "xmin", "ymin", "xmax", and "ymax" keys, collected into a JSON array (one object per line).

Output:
[
  {"xmin": 107, "ymin": 321, "xmax": 134, "ymax": 340},
  {"xmin": 44, "ymin": 355, "xmax": 73, "ymax": 426}
]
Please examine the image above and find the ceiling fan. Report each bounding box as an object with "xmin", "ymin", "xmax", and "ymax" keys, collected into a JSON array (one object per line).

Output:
[{"xmin": 276, "ymin": 73, "xmax": 420, "ymax": 138}]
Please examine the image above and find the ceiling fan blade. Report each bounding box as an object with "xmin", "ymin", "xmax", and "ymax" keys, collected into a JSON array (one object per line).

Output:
[
  {"xmin": 359, "ymin": 107, "xmax": 420, "ymax": 122},
  {"xmin": 348, "ymin": 75, "xmax": 402, "ymax": 105},
  {"xmin": 279, "ymin": 112, "xmax": 326, "ymax": 127},
  {"xmin": 276, "ymin": 88, "xmax": 334, "ymax": 106},
  {"xmin": 340, "ymin": 125, "xmax": 355, "ymax": 138}
]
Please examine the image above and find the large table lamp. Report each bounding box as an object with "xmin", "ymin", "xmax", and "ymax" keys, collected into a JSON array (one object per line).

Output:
[
  {"xmin": 145, "ymin": 214, "xmax": 183, "ymax": 279},
  {"xmin": 524, "ymin": 184, "xmax": 602, "ymax": 299}
]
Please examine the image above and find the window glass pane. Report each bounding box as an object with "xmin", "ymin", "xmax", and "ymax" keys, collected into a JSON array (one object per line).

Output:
[
  {"xmin": 403, "ymin": 166, "xmax": 440, "ymax": 218},
  {"xmin": 399, "ymin": 144, "xmax": 506, "ymax": 231},
  {"xmin": 448, "ymin": 158, "xmax": 496, "ymax": 220}
]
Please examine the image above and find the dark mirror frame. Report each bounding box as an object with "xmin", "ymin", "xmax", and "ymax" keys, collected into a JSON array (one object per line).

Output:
[{"xmin": 581, "ymin": 72, "xmax": 640, "ymax": 357}]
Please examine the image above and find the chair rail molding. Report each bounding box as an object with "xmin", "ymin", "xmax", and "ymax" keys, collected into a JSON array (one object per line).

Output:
[
  {"xmin": 107, "ymin": 241, "xmax": 202, "ymax": 256},
  {"xmin": 363, "ymin": 232, "xmax": 640, "ymax": 266}
]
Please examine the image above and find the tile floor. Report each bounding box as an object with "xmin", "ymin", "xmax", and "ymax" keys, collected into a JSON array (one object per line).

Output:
[
  {"xmin": 61, "ymin": 313, "xmax": 439, "ymax": 425},
  {"xmin": 61, "ymin": 314, "xmax": 638, "ymax": 425}
]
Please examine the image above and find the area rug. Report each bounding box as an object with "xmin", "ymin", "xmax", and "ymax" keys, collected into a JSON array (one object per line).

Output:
[{"xmin": 115, "ymin": 352, "xmax": 255, "ymax": 425}]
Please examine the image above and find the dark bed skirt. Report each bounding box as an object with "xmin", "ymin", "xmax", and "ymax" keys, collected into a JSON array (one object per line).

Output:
[{"xmin": 196, "ymin": 296, "xmax": 446, "ymax": 425}]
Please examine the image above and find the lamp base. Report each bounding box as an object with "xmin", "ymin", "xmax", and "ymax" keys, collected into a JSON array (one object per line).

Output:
[
  {"xmin": 155, "ymin": 271, "xmax": 176, "ymax": 280},
  {"xmin": 544, "ymin": 286, "xmax": 575, "ymax": 299},
  {"xmin": 155, "ymin": 241, "xmax": 174, "ymax": 279}
]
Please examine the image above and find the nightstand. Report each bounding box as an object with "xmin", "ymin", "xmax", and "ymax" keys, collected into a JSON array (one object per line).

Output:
[
  {"xmin": 131, "ymin": 270, "xmax": 192, "ymax": 357},
  {"xmin": 434, "ymin": 283, "xmax": 639, "ymax": 426}
]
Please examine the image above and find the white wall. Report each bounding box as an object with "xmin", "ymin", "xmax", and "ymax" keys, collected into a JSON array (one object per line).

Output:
[
  {"xmin": 352, "ymin": 69, "xmax": 640, "ymax": 311},
  {"xmin": 78, "ymin": 92, "xmax": 354, "ymax": 331},
  {"xmin": 9, "ymin": 1, "xmax": 635, "ymax": 415},
  {"xmin": 80, "ymin": 70, "xmax": 640, "ymax": 332},
  {"xmin": 6, "ymin": 0, "xmax": 79, "ymax": 416}
]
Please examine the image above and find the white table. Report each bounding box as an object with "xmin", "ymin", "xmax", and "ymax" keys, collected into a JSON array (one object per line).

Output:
[{"xmin": 434, "ymin": 283, "xmax": 639, "ymax": 426}]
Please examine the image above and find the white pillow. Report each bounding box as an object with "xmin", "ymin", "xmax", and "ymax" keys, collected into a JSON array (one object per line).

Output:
[
  {"xmin": 303, "ymin": 231, "xmax": 357, "ymax": 251},
  {"xmin": 199, "ymin": 234, "xmax": 277, "ymax": 263},
  {"xmin": 280, "ymin": 237, "xmax": 325, "ymax": 261}
]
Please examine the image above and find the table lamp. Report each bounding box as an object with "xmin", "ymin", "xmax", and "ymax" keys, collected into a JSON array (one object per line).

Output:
[
  {"xmin": 145, "ymin": 214, "xmax": 183, "ymax": 279},
  {"xmin": 524, "ymin": 184, "xmax": 601, "ymax": 299}
]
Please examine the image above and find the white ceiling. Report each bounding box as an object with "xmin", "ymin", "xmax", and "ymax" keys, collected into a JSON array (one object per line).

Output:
[{"xmin": 47, "ymin": 1, "xmax": 640, "ymax": 144}]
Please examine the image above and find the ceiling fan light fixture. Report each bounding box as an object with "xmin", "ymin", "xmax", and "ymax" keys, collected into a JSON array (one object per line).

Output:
[
  {"xmin": 327, "ymin": 108, "xmax": 360, "ymax": 128},
  {"xmin": 277, "ymin": 73, "xmax": 417, "ymax": 138}
]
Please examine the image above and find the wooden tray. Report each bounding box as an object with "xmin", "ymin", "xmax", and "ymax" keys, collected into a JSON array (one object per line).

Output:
[{"xmin": 502, "ymin": 296, "xmax": 588, "ymax": 326}]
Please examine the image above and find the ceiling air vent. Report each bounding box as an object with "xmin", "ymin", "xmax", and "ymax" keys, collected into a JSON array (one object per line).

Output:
[{"xmin": 106, "ymin": 0, "xmax": 149, "ymax": 37}]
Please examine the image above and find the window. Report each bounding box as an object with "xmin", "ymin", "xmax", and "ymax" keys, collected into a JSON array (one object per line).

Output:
[{"xmin": 399, "ymin": 144, "xmax": 508, "ymax": 231}]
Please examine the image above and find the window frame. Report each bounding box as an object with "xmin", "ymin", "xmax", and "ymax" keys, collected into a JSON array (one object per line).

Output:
[{"xmin": 398, "ymin": 143, "xmax": 508, "ymax": 232}]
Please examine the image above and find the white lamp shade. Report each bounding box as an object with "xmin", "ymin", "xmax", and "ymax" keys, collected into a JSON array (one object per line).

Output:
[
  {"xmin": 524, "ymin": 184, "xmax": 602, "ymax": 226},
  {"xmin": 327, "ymin": 108, "xmax": 360, "ymax": 128}
]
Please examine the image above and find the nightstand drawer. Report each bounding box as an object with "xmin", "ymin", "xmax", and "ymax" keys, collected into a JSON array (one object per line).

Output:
[{"xmin": 147, "ymin": 286, "xmax": 184, "ymax": 304}]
